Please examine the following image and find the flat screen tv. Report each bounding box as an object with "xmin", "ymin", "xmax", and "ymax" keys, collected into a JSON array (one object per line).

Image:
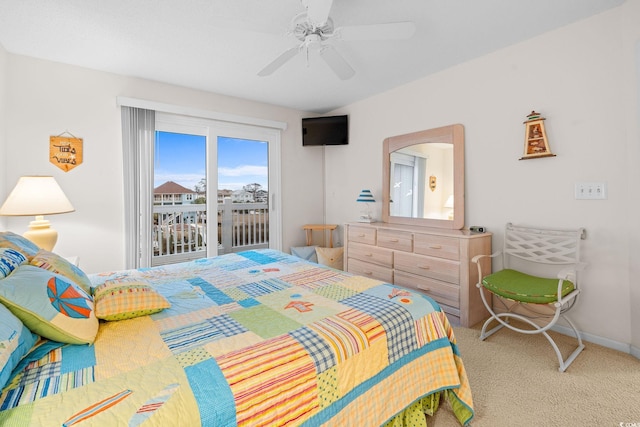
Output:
[{"xmin": 302, "ymin": 115, "xmax": 348, "ymax": 146}]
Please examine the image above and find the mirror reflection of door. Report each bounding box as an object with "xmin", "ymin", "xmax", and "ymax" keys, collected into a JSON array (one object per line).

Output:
[
  {"xmin": 390, "ymin": 151, "xmax": 426, "ymax": 218},
  {"xmin": 382, "ymin": 124, "xmax": 464, "ymax": 229}
]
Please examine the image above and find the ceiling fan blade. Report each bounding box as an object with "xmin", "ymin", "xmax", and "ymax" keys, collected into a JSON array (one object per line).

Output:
[
  {"xmin": 337, "ymin": 21, "xmax": 416, "ymax": 41},
  {"xmin": 258, "ymin": 46, "xmax": 300, "ymax": 77},
  {"xmin": 319, "ymin": 45, "xmax": 355, "ymax": 80},
  {"xmin": 302, "ymin": 0, "xmax": 333, "ymax": 26}
]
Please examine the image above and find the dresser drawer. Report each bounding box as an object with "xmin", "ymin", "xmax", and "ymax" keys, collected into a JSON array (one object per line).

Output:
[
  {"xmin": 394, "ymin": 252, "xmax": 460, "ymax": 284},
  {"xmin": 394, "ymin": 270, "xmax": 460, "ymax": 309},
  {"xmin": 347, "ymin": 258, "xmax": 393, "ymax": 283},
  {"xmin": 348, "ymin": 241, "xmax": 393, "ymax": 267},
  {"xmin": 414, "ymin": 234, "xmax": 460, "ymax": 261},
  {"xmin": 377, "ymin": 229, "xmax": 413, "ymax": 252},
  {"xmin": 348, "ymin": 225, "xmax": 376, "ymax": 245}
]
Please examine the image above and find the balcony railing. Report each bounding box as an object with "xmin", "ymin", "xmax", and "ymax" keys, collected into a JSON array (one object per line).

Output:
[{"xmin": 152, "ymin": 198, "xmax": 269, "ymax": 266}]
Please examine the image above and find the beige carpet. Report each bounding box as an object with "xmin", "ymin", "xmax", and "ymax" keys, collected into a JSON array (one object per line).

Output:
[{"xmin": 428, "ymin": 322, "xmax": 640, "ymax": 427}]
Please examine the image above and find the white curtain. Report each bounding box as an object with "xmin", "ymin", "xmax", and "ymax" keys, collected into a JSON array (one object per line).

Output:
[{"xmin": 121, "ymin": 107, "xmax": 155, "ymax": 269}]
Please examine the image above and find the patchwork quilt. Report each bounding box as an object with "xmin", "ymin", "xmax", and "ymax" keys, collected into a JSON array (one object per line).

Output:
[{"xmin": 0, "ymin": 249, "xmax": 473, "ymax": 426}]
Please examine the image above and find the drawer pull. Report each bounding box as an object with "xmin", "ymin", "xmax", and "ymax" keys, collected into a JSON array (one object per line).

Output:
[
  {"xmin": 363, "ymin": 271, "xmax": 373, "ymax": 276},
  {"xmin": 389, "ymin": 238, "xmax": 399, "ymax": 242},
  {"xmin": 418, "ymin": 265, "xmax": 431, "ymax": 270},
  {"xmin": 358, "ymin": 233, "xmax": 366, "ymax": 237},
  {"xmin": 429, "ymin": 245, "xmax": 442, "ymax": 249},
  {"xmin": 365, "ymin": 253, "xmax": 373, "ymax": 257}
]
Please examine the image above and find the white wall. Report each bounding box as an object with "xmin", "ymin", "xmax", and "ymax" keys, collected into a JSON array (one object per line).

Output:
[
  {"xmin": 325, "ymin": 2, "xmax": 639, "ymax": 350},
  {"xmin": 0, "ymin": 43, "xmax": 7, "ymax": 230},
  {"xmin": 1, "ymin": 55, "xmax": 325, "ymax": 274},
  {"xmin": 631, "ymin": 40, "xmax": 640, "ymax": 358}
]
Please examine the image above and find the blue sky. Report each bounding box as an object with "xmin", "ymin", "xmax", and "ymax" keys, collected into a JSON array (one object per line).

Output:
[{"xmin": 154, "ymin": 132, "xmax": 268, "ymax": 191}]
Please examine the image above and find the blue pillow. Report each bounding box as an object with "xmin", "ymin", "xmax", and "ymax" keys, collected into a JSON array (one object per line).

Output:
[
  {"xmin": 0, "ymin": 265, "xmax": 98, "ymax": 345},
  {"xmin": 0, "ymin": 231, "xmax": 39, "ymax": 257},
  {"xmin": 0, "ymin": 303, "xmax": 38, "ymax": 390},
  {"xmin": 0, "ymin": 248, "xmax": 27, "ymax": 279},
  {"xmin": 291, "ymin": 245, "xmax": 318, "ymax": 263}
]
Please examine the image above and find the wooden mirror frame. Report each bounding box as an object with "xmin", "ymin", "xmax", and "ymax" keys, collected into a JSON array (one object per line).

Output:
[{"xmin": 382, "ymin": 124, "xmax": 465, "ymax": 229}]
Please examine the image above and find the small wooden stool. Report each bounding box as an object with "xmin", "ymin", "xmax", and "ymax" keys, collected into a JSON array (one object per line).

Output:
[{"xmin": 302, "ymin": 224, "xmax": 338, "ymax": 248}]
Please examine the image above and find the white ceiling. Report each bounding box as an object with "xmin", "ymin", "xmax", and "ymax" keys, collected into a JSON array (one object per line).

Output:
[{"xmin": 0, "ymin": 0, "xmax": 624, "ymax": 113}]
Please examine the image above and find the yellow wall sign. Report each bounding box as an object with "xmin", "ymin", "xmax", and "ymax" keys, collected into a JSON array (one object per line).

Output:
[{"xmin": 50, "ymin": 135, "xmax": 83, "ymax": 172}]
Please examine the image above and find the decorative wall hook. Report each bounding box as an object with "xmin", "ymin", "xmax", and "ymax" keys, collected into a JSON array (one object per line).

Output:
[{"xmin": 50, "ymin": 131, "xmax": 83, "ymax": 172}]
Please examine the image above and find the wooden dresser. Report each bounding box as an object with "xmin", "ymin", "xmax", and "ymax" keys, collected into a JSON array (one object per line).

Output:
[{"xmin": 344, "ymin": 222, "xmax": 492, "ymax": 327}]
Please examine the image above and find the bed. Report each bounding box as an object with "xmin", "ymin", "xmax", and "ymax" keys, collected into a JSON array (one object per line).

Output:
[{"xmin": 0, "ymin": 240, "xmax": 474, "ymax": 426}]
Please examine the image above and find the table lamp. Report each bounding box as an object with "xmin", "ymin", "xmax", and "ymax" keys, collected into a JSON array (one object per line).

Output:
[{"xmin": 0, "ymin": 176, "xmax": 75, "ymax": 251}]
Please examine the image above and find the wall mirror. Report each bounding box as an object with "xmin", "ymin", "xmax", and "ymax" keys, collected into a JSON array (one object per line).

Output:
[{"xmin": 382, "ymin": 124, "xmax": 464, "ymax": 229}]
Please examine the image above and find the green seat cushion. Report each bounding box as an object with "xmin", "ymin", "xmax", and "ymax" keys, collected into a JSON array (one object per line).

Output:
[{"xmin": 481, "ymin": 269, "xmax": 575, "ymax": 304}]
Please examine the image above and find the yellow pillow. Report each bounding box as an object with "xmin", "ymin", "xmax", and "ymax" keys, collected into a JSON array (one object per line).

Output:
[
  {"xmin": 93, "ymin": 280, "xmax": 170, "ymax": 321},
  {"xmin": 315, "ymin": 247, "xmax": 344, "ymax": 270}
]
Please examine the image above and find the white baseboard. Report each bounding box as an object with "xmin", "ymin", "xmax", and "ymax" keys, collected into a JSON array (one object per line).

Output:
[
  {"xmin": 552, "ymin": 324, "xmax": 638, "ymax": 358},
  {"xmin": 490, "ymin": 301, "xmax": 639, "ymax": 359}
]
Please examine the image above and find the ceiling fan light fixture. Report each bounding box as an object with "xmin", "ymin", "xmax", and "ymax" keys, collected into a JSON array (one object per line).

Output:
[{"xmin": 257, "ymin": 1, "xmax": 415, "ymax": 80}]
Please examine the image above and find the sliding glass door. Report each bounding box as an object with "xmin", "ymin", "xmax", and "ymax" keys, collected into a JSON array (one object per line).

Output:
[{"xmin": 152, "ymin": 114, "xmax": 281, "ymax": 266}]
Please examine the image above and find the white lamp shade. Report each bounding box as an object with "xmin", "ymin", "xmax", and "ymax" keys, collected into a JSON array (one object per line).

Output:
[
  {"xmin": 0, "ymin": 176, "xmax": 74, "ymax": 216},
  {"xmin": 0, "ymin": 176, "xmax": 74, "ymax": 251}
]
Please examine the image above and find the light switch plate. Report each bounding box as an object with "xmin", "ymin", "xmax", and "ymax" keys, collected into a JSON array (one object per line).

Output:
[{"xmin": 575, "ymin": 182, "xmax": 607, "ymax": 200}]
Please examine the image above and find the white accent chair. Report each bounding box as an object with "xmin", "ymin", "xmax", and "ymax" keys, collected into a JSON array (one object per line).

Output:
[{"xmin": 472, "ymin": 223, "xmax": 587, "ymax": 372}]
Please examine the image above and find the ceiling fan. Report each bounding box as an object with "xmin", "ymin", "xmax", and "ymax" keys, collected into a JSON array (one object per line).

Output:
[{"xmin": 258, "ymin": 0, "xmax": 416, "ymax": 80}]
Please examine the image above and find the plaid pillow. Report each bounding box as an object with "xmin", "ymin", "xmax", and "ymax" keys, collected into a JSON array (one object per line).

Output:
[{"xmin": 93, "ymin": 280, "xmax": 170, "ymax": 321}]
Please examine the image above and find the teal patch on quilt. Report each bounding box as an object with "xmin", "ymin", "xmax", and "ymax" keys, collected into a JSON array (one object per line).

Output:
[
  {"xmin": 185, "ymin": 358, "xmax": 236, "ymax": 427},
  {"xmin": 238, "ymin": 298, "xmax": 260, "ymax": 308},
  {"xmin": 61, "ymin": 344, "xmax": 96, "ymax": 374},
  {"xmin": 188, "ymin": 277, "xmax": 234, "ymax": 305},
  {"xmin": 238, "ymin": 250, "xmax": 278, "ymax": 265}
]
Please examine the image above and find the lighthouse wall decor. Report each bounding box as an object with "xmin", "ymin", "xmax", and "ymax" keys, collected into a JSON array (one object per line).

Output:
[{"xmin": 520, "ymin": 111, "xmax": 555, "ymax": 160}]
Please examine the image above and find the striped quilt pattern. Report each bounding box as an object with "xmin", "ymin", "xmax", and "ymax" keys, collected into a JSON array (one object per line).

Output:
[{"xmin": 0, "ymin": 249, "xmax": 473, "ymax": 426}]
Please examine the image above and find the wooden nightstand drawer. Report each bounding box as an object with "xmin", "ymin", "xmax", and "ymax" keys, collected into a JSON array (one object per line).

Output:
[
  {"xmin": 414, "ymin": 234, "xmax": 460, "ymax": 261},
  {"xmin": 377, "ymin": 229, "xmax": 413, "ymax": 252},
  {"xmin": 348, "ymin": 242, "xmax": 393, "ymax": 267},
  {"xmin": 394, "ymin": 270, "xmax": 460, "ymax": 309},
  {"xmin": 348, "ymin": 225, "xmax": 376, "ymax": 245},
  {"xmin": 347, "ymin": 258, "xmax": 393, "ymax": 283},
  {"xmin": 394, "ymin": 252, "xmax": 459, "ymax": 284}
]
